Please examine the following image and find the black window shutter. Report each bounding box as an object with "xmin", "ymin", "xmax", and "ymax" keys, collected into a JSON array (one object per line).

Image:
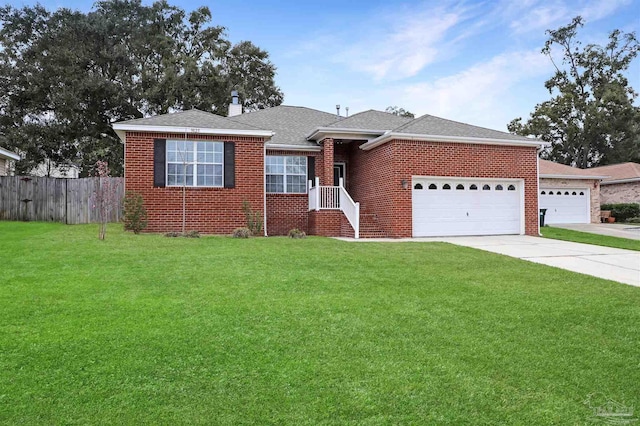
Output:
[
  {"xmin": 153, "ymin": 139, "xmax": 166, "ymax": 188},
  {"xmin": 224, "ymin": 142, "xmax": 235, "ymax": 188},
  {"xmin": 307, "ymin": 156, "xmax": 315, "ymax": 185}
]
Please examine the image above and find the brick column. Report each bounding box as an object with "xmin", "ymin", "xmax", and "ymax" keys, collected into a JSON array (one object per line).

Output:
[{"xmin": 321, "ymin": 138, "xmax": 334, "ymax": 186}]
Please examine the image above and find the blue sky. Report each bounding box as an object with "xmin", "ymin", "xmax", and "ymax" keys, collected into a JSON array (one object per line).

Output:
[{"xmin": 5, "ymin": 0, "xmax": 640, "ymax": 131}]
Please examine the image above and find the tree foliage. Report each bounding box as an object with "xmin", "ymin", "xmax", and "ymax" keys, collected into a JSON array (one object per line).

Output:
[
  {"xmin": 385, "ymin": 106, "xmax": 415, "ymax": 118},
  {"xmin": 0, "ymin": 0, "xmax": 283, "ymax": 176},
  {"xmin": 508, "ymin": 16, "xmax": 640, "ymax": 167}
]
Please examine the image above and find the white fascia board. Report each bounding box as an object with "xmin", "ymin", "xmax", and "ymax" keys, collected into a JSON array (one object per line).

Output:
[
  {"xmin": 600, "ymin": 177, "xmax": 640, "ymax": 185},
  {"xmin": 306, "ymin": 127, "xmax": 387, "ymax": 141},
  {"xmin": 0, "ymin": 147, "xmax": 21, "ymax": 160},
  {"xmin": 265, "ymin": 143, "xmax": 321, "ymax": 152},
  {"xmin": 540, "ymin": 174, "xmax": 607, "ymax": 180},
  {"xmin": 112, "ymin": 124, "xmax": 273, "ymax": 143},
  {"xmin": 360, "ymin": 132, "xmax": 547, "ymax": 150}
]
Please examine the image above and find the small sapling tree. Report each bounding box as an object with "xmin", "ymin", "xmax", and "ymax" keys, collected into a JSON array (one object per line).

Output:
[{"xmin": 92, "ymin": 160, "xmax": 120, "ymax": 240}]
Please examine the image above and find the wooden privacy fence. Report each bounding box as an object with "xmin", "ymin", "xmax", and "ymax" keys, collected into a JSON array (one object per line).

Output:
[{"xmin": 0, "ymin": 176, "xmax": 124, "ymax": 224}]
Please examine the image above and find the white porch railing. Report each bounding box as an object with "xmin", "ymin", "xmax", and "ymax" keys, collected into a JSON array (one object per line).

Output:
[{"xmin": 308, "ymin": 177, "xmax": 360, "ymax": 239}]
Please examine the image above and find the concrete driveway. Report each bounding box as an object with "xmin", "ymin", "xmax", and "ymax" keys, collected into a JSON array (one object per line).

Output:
[
  {"xmin": 423, "ymin": 235, "xmax": 640, "ymax": 287},
  {"xmin": 550, "ymin": 223, "xmax": 640, "ymax": 240},
  {"xmin": 338, "ymin": 235, "xmax": 640, "ymax": 286}
]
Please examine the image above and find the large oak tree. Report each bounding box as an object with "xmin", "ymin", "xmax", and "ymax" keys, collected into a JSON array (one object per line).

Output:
[
  {"xmin": 508, "ymin": 17, "xmax": 639, "ymax": 168},
  {"xmin": 0, "ymin": 0, "xmax": 283, "ymax": 176}
]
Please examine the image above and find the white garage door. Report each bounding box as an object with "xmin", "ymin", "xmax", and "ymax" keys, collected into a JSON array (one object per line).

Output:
[
  {"xmin": 412, "ymin": 178, "xmax": 522, "ymax": 237},
  {"xmin": 539, "ymin": 188, "xmax": 589, "ymax": 224}
]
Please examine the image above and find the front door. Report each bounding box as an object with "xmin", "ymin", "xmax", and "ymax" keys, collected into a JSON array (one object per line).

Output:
[{"xmin": 333, "ymin": 163, "xmax": 345, "ymax": 187}]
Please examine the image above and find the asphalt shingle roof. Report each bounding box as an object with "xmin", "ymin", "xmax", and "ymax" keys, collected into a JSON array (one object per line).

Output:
[
  {"xmin": 115, "ymin": 106, "xmax": 539, "ymax": 146},
  {"xmin": 392, "ymin": 114, "xmax": 535, "ymax": 142},
  {"xmin": 229, "ymin": 105, "xmax": 338, "ymax": 146},
  {"xmin": 539, "ymin": 159, "xmax": 601, "ymax": 177},
  {"xmin": 582, "ymin": 162, "xmax": 640, "ymax": 182},
  {"xmin": 116, "ymin": 109, "xmax": 264, "ymax": 131},
  {"xmin": 326, "ymin": 110, "xmax": 412, "ymax": 130}
]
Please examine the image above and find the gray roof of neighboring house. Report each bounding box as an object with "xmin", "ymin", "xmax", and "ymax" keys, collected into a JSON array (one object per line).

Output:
[
  {"xmin": 115, "ymin": 109, "xmax": 264, "ymax": 131},
  {"xmin": 392, "ymin": 114, "xmax": 535, "ymax": 142},
  {"xmin": 229, "ymin": 105, "xmax": 338, "ymax": 147},
  {"xmin": 326, "ymin": 109, "xmax": 412, "ymax": 130}
]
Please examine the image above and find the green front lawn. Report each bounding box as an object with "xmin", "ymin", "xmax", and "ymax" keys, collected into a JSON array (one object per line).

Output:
[
  {"xmin": 541, "ymin": 226, "xmax": 640, "ymax": 251},
  {"xmin": 1, "ymin": 222, "xmax": 639, "ymax": 424}
]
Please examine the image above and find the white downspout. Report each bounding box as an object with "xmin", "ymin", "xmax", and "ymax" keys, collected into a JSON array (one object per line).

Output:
[
  {"xmin": 536, "ymin": 148, "xmax": 542, "ymax": 237},
  {"xmin": 263, "ymin": 142, "xmax": 268, "ymax": 236}
]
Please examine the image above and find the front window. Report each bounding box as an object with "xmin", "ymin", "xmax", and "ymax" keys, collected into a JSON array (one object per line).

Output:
[
  {"xmin": 266, "ymin": 156, "xmax": 307, "ymax": 193},
  {"xmin": 167, "ymin": 140, "xmax": 223, "ymax": 187}
]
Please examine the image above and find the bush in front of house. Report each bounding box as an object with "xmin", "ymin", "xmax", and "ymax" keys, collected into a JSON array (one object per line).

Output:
[
  {"xmin": 123, "ymin": 191, "xmax": 148, "ymax": 234},
  {"xmin": 165, "ymin": 230, "xmax": 200, "ymax": 238},
  {"xmin": 288, "ymin": 228, "xmax": 306, "ymax": 239},
  {"xmin": 242, "ymin": 200, "xmax": 263, "ymax": 236},
  {"xmin": 232, "ymin": 227, "xmax": 252, "ymax": 238},
  {"xmin": 626, "ymin": 217, "xmax": 640, "ymax": 223},
  {"xmin": 601, "ymin": 203, "xmax": 640, "ymax": 222}
]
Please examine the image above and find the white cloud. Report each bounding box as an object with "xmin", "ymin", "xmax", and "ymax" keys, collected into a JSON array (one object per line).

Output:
[
  {"xmin": 509, "ymin": 2, "xmax": 570, "ymax": 35},
  {"xmin": 388, "ymin": 50, "xmax": 554, "ymax": 130},
  {"xmin": 504, "ymin": 0, "xmax": 633, "ymax": 35},
  {"xmin": 329, "ymin": 3, "xmax": 473, "ymax": 81},
  {"xmin": 580, "ymin": 0, "xmax": 632, "ymax": 21}
]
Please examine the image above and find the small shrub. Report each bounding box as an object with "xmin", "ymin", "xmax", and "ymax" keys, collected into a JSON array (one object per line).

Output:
[
  {"xmin": 184, "ymin": 230, "xmax": 200, "ymax": 238},
  {"xmin": 627, "ymin": 216, "xmax": 640, "ymax": 223},
  {"xmin": 242, "ymin": 200, "xmax": 263, "ymax": 236},
  {"xmin": 123, "ymin": 191, "xmax": 148, "ymax": 234},
  {"xmin": 165, "ymin": 231, "xmax": 182, "ymax": 237},
  {"xmin": 232, "ymin": 227, "xmax": 252, "ymax": 238},
  {"xmin": 601, "ymin": 203, "xmax": 640, "ymax": 222},
  {"xmin": 288, "ymin": 228, "xmax": 306, "ymax": 239}
]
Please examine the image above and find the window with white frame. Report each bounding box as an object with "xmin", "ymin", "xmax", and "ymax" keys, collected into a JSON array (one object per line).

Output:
[
  {"xmin": 265, "ymin": 156, "xmax": 307, "ymax": 193},
  {"xmin": 167, "ymin": 140, "xmax": 223, "ymax": 187}
]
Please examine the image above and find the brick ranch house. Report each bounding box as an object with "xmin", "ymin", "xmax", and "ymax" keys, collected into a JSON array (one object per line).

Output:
[
  {"xmin": 583, "ymin": 162, "xmax": 640, "ymax": 205},
  {"xmin": 538, "ymin": 159, "xmax": 605, "ymax": 224},
  {"xmin": 113, "ymin": 100, "xmax": 546, "ymax": 238}
]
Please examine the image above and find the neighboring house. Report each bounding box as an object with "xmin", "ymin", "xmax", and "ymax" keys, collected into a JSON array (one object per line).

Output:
[
  {"xmin": 113, "ymin": 99, "xmax": 544, "ymax": 238},
  {"xmin": 0, "ymin": 147, "xmax": 20, "ymax": 176},
  {"xmin": 538, "ymin": 159, "xmax": 605, "ymax": 224},
  {"xmin": 583, "ymin": 162, "xmax": 640, "ymax": 205},
  {"xmin": 31, "ymin": 160, "xmax": 80, "ymax": 178}
]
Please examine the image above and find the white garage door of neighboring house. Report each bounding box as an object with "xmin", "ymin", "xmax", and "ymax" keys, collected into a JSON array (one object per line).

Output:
[
  {"xmin": 539, "ymin": 188, "xmax": 589, "ymax": 224},
  {"xmin": 412, "ymin": 177, "xmax": 523, "ymax": 237}
]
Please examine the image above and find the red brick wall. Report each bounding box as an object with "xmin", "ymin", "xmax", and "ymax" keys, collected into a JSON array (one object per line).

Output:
[
  {"xmin": 349, "ymin": 142, "xmax": 396, "ymax": 235},
  {"xmin": 309, "ymin": 210, "xmax": 342, "ymax": 237},
  {"xmin": 266, "ymin": 194, "xmax": 309, "ymax": 235},
  {"xmin": 350, "ymin": 140, "xmax": 539, "ymax": 237},
  {"xmin": 125, "ymin": 131, "xmax": 265, "ymax": 234}
]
